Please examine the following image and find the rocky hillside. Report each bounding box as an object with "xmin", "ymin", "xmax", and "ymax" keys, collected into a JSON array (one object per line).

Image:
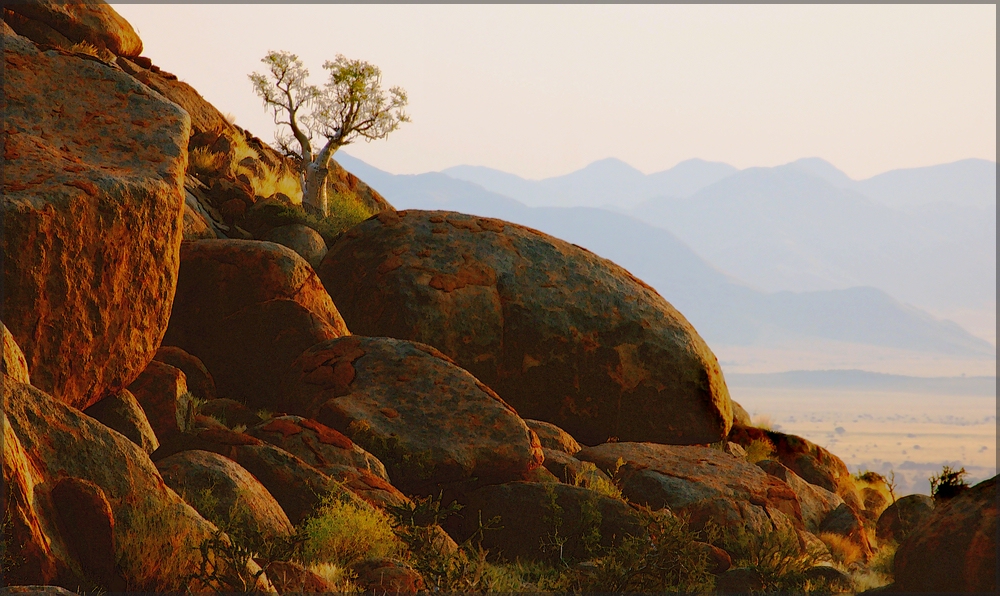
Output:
[{"xmin": 1, "ymin": 3, "xmax": 995, "ymax": 594}]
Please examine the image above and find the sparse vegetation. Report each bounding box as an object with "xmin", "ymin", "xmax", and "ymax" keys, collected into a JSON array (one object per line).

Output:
[
  {"xmin": 299, "ymin": 492, "xmax": 403, "ymax": 566},
  {"xmin": 929, "ymin": 465, "xmax": 970, "ymax": 500},
  {"xmin": 817, "ymin": 531, "xmax": 865, "ymax": 567},
  {"xmin": 723, "ymin": 523, "xmax": 825, "ymax": 592},
  {"xmin": 745, "ymin": 438, "xmax": 776, "ymax": 464}
]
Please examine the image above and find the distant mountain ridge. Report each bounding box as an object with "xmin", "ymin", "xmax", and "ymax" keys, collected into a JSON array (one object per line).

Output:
[
  {"xmin": 726, "ymin": 370, "xmax": 996, "ymax": 397},
  {"xmin": 334, "ymin": 152, "xmax": 995, "ymax": 359}
]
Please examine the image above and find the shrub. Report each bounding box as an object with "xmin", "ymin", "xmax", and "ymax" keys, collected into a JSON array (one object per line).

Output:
[
  {"xmin": 745, "ymin": 438, "xmax": 776, "ymax": 464},
  {"xmin": 299, "ymin": 492, "xmax": 402, "ymax": 566},
  {"xmin": 817, "ymin": 531, "xmax": 865, "ymax": 567},
  {"xmin": 723, "ymin": 522, "xmax": 823, "ymax": 592},
  {"xmin": 572, "ymin": 460, "xmax": 623, "ymax": 501},
  {"xmin": 929, "ymin": 465, "xmax": 969, "ymax": 501}
]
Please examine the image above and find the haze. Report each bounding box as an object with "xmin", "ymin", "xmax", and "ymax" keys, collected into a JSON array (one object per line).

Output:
[{"xmin": 112, "ymin": 4, "xmax": 995, "ymax": 181}]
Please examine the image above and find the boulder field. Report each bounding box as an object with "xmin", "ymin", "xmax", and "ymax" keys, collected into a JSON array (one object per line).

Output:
[{"xmin": 2, "ymin": 4, "xmax": 995, "ymax": 594}]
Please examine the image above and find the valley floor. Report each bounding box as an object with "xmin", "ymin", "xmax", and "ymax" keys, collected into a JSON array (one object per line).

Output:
[{"xmin": 732, "ymin": 386, "xmax": 997, "ymax": 496}]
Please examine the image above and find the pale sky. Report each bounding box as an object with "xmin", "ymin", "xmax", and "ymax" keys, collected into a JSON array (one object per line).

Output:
[{"xmin": 112, "ymin": 4, "xmax": 996, "ymax": 180}]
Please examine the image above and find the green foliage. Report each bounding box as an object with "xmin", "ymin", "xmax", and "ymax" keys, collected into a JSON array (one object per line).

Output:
[
  {"xmin": 571, "ymin": 460, "xmax": 623, "ymax": 501},
  {"xmin": 243, "ymin": 199, "xmax": 372, "ymax": 248},
  {"xmin": 744, "ymin": 438, "xmax": 776, "ymax": 464},
  {"xmin": 299, "ymin": 492, "xmax": 402, "ymax": 566},
  {"xmin": 578, "ymin": 509, "xmax": 716, "ymax": 593},
  {"xmin": 723, "ymin": 523, "xmax": 825, "ymax": 592},
  {"xmin": 929, "ymin": 465, "xmax": 970, "ymax": 500}
]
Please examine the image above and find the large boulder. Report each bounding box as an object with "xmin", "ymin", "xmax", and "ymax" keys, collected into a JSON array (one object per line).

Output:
[
  {"xmin": 727, "ymin": 425, "xmax": 862, "ymax": 510},
  {"xmin": 162, "ymin": 239, "xmax": 348, "ymax": 408},
  {"xmin": 876, "ymin": 494, "xmax": 935, "ymax": 545},
  {"xmin": 892, "ymin": 476, "xmax": 997, "ymax": 593},
  {"xmin": 153, "ymin": 345, "xmax": 217, "ymax": 401},
  {"xmin": 264, "ymin": 224, "xmax": 328, "ymax": 269},
  {"xmin": 279, "ymin": 335, "xmax": 544, "ymax": 494},
  {"xmin": 2, "ymin": 33, "xmax": 188, "ymax": 410},
  {"xmin": 444, "ymin": 482, "xmax": 646, "ymax": 564},
  {"xmin": 6, "ymin": 0, "xmax": 143, "ymax": 57},
  {"xmin": 83, "ymin": 389, "xmax": 159, "ymax": 454},
  {"xmin": 247, "ymin": 415, "xmax": 388, "ymax": 481},
  {"xmin": 577, "ymin": 443, "xmax": 804, "ymax": 535},
  {"xmin": 2, "ymin": 375, "xmax": 217, "ymax": 591},
  {"xmin": 318, "ymin": 210, "xmax": 732, "ymax": 446},
  {"xmin": 755, "ymin": 459, "xmax": 844, "ymax": 534},
  {"xmin": 156, "ymin": 450, "xmax": 294, "ymax": 541},
  {"xmin": 526, "ymin": 419, "xmax": 582, "ymax": 455}
]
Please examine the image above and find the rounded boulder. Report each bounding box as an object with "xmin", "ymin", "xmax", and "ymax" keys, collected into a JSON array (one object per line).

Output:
[{"xmin": 318, "ymin": 210, "xmax": 732, "ymax": 446}]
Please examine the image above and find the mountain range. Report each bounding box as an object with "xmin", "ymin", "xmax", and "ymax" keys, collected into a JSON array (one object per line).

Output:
[{"xmin": 334, "ymin": 152, "xmax": 996, "ymax": 361}]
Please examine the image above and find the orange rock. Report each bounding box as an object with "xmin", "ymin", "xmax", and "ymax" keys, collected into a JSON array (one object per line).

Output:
[
  {"xmin": 319, "ymin": 210, "xmax": 732, "ymax": 445},
  {"xmin": 7, "ymin": 0, "xmax": 143, "ymax": 57},
  {"xmin": 127, "ymin": 360, "xmax": 192, "ymax": 442},
  {"xmin": 2, "ymin": 34, "xmax": 189, "ymax": 410},
  {"xmin": 2, "ymin": 322, "xmax": 31, "ymax": 384},
  {"xmin": 163, "ymin": 240, "xmax": 348, "ymax": 409}
]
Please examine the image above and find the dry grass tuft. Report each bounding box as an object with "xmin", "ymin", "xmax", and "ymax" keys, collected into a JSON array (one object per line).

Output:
[
  {"xmin": 744, "ymin": 438, "xmax": 776, "ymax": 464},
  {"xmin": 817, "ymin": 532, "xmax": 864, "ymax": 567}
]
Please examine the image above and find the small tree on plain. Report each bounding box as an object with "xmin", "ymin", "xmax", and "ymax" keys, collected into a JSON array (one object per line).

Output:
[{"xmin": 249, "ymin": 50, "xmax": 409, "ymax": 216}]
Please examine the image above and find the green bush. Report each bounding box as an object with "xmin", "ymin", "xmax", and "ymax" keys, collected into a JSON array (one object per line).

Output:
[{"xmin": 299, "ymin": 492, "xmax": 402, "ymax": 566}]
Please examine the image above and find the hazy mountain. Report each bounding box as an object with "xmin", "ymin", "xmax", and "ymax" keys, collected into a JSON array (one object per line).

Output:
[
  {"xmin": 726, "ymin": 370, "xmax": 996, "ymax": 396},
  {"xmin": 335, "ymin": 153, "xmax": 995, "ymax": 358},
  {"xmin": 442, "ymin": 157, "xmax": 738, "ymax": 209},
  {"xmin": 634, "ymin": 165, "xmax": 996, "ymax": 314}
]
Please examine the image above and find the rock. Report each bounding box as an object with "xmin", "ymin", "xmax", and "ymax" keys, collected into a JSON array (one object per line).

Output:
[
  {"xmin": 2, "ymin": 322, "xmax": 31, "ymax": 384},
  {"xmin": 526, "ymin": 419, "xmax": 582, "ymax": 455},
  {"xmin": 541, "ymin": 448, "xmax": 612, "ymax": 487},
  {"xmin": 0, "ymin": 588, "xmax": 79, "ymax": 596},
  {"xmin": 329, "ymin": 157, "xmax": 395, "ymax": 215},
  {"xmin": 444, "ymin": 482, "xmax": 646, "ymax": 563},
  {"xmin": 127, "ymin": 360, "xmax": 193, "ymax": 442},
  {"xmin": 756, "ymin": 459, "xmax": 844, "ymax": 533},
  {"xmin": 818, "ymin": 503, "xmax": 874, "ymax": 560},
  {"xmin": 192, "ymin": 414, "xmax": 228, "ymax": 432},
  {"xmin": 153, "ymin": 346, "xmax": 217, "ymax": 401},
  {"xmin": 264, "ymin": 224, "xmax": 328, "ymax": 269},
  {"xmin": 3, "ymin": 9, "xmax": 74, "ymax": 48},
  {"xmin": 7, "ymin": 0, "xmax": 142, "ymax": 57},
  {"xmin": 728, "ymin": 425, "xmax": 862, "ymax": 509},
  {"xmin": 876, "ymin": 494, "xmax": 935, "ymax": 545},
  {"xmin": 715, "ymin": 568, "xmax": 765, "ymax": 593},
  {"xmin": 323, "ymin": 464, "xmax": 412, "ymax": 511},
  {"xmin": 693, "ymin": 541, "xmax": 732, "ymax": 574},
  {"xmin": 861, "ymin": 486, "xmax": 889, "ymax": 515},
  {"xmin": 724, "ymin": 442, "xmax": 748, "ymax": 458},
  {"xmin": 247, "ymin": 415, "xmax": 388, "ymax": 481},
  {"xmin": 893, "ymin": 477, "xmax": 997, "ymax": 592},
  {"xmin": 577, "ymin": 442, "xmax": 804, "ymax": 535},
  {"xmin": 523, "ymin": 465, "xmax": 561, "ymax": 484},
  {"xmin": 182, "ymin": 201, "xmax": 217, "ymax": 241},
  {"xmin": 2, "ymin": 34, "xmax": 189, "ymax": 410},
  {"xmin": 353, "ymin": 558, "xmax": 424, "ymax": 593},
  {"xmin": 197, "ymin": 398, "xmax": 263, "ymax": 429},
  {"xmin": 156, "ymin": 450, "xmax": 294, "ymax": 541},
  {"xmin": 318, "ymin": 210, "xmax": 733, "ymax": 446},
  {"xmin": 2, "ymin": 375, "xmax": 218, "ymax": 591},
  {"xmin": 280, "ymin": 335, "xmax": 544, "ymax": 494},
  {"xmin": 83, "ymin": 389, "xmax": 159, "ymax": 454},
  {"xmin": 731, "ymin": 400, "xmax": 752, "ymax": 426},
  {"xmin": 259, "ymin": 560, "xmax": 333, "ymax": 594},
  {"xmin": 162, "ymin": 239, "xmax": 348, "ymax": 408},
  {"xmin": 49, "ymin": 477, "xmax": 123, "ymax": 591}
]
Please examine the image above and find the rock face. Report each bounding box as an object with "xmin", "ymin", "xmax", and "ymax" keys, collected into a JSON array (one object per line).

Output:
[
  {"xmin": 126, "ymin": 360, "xmax": 192, "ymax": 442},
  {"xmin": 2, "ymin": 322, "xmax": 31, "ymax": 384},
  {"xmin": 6, "ymin": 0, "xmax": 143, "ymax": 57},
  {"xmin": 83, "ymin": 389, "xmax": 159, "ymax": 454},
  {"xmin": 876, "ymin": 494, "xmax": 935, "ymax": 544},
  {"xmin": 577, "ymin": 443, "xmax": 804, "ymax": 535},
  {"xmin": 444, "ymin": 482, "xmax": 646, "ymax": 563},
  {"xmin": 318, "ymin": 210, "xmax": 733, "ymax": 446},
  {"xmin": 2, "ymin": 33, "xmax": 189, "ymax": 410},
  {"xmin": 247, "ymin": 415, "xmax": 388, "ymax": 481},
  {"xmin": 49, "ymin": 477, "xmax": 122, "ymax": 591},
  {"xmin": 526, "ymin": 419, "xmax": 582, "ymax": 455},
  {"xmin": 279, "ymin": 335, "xmax": 544, "ymax": 494},
  {"xmin": 892, "ymin": 476, "xmax": 997, "ymax": 593},
  {"xmin": 2, "ymin": 375, "xmax": 217, "ymax": 591},
  {"xmin": 264, "ymin": 224, "xmax": 328, "ymax": 269},
  {"xmin": 156, "ymin": 450, "xmax": 294, "ymax": 541},
  {"xmin": 755, "ymin": 459, "xmax": 844, "ymax": 534},
  {"xmin": 153, "ymin": 345, "xmax": 217, "ymax": 401},
  {"xmin": 728, "ymin": 425, "xmax": 861, "ymax": 509},
  {"xmin": 162, "ymin": 239, "xmax": 348, "ymax": 408}
]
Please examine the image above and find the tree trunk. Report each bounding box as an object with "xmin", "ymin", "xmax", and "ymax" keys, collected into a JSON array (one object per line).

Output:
[
  {"xmin": 303, "ymin": 160, "xmax": 329, "ymax": 217},
  {"xmin": 302, "ymin": 140, "xmax": 340, "ymax": 217}
]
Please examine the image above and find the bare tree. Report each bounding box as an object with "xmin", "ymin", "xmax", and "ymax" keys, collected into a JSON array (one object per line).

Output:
[{"xmin": 249, "ymin": 51, "xmax": 409, "ymax": 216}]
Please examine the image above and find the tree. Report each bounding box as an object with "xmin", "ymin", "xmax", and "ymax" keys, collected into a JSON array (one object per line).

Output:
[{"xmin": 249, "ymin": 51, "xmax": 409, "ymax": 216}]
